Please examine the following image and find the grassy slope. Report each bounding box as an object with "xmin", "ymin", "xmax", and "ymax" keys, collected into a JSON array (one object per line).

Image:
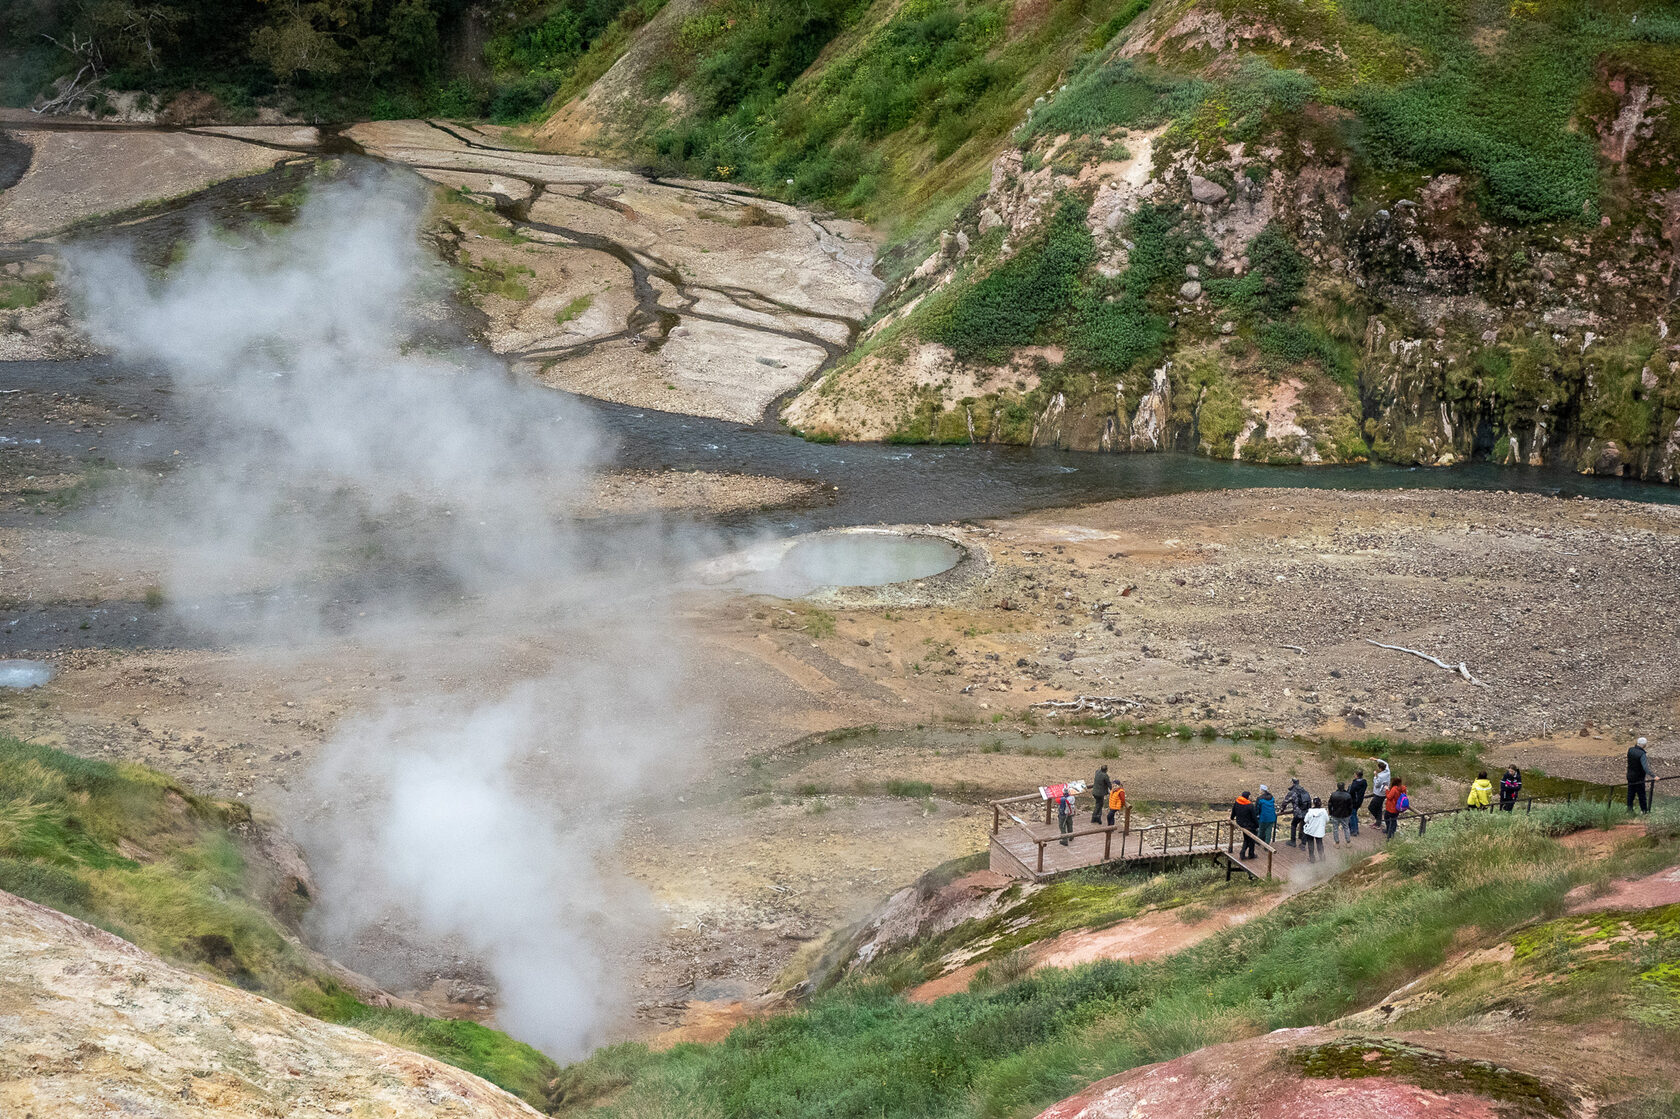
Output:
[
  {"xmin": 0, "ymin": 733, "xmax": 561, "ymax": 1112},
  {"xmin": 552, "ymin": 803, "xmax": 1680, "ymax": 1119},
  {"xmin": 532, "ymin": 0, "xmax": 1155, "ymax": 237},
  {"xmin": 603, "ymin": 0, "xmax": 1679, "ymax": 465}
]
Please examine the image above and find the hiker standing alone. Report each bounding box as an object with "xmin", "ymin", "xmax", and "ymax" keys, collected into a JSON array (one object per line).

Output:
[
  {"xmin": 1090, "ymin": 764, "xmax": 1112, "ymax": 824},
  {"xmin": 1628, "ymin": 738, "xmax": 1655, "ymax": 813},
  {"xmin": 1346, "ymin": 769, "xmax": 1367, "ymax": 837},
  {"xmin": 1231, "ymin": 791, "xmax": 1260, "ymax": 859}
]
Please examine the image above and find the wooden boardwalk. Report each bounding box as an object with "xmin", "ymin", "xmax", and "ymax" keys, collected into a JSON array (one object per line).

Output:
[
  {"xmin": 989, "ymin": 776, "xmax": 1676, "ymax": 883},
  {"xmin": 988, "ymin": 791, "xmax": 1387, "ymax": 882}
]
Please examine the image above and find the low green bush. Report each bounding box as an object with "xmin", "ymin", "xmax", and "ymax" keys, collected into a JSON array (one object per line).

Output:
[{"xmin": 926, "ymin": 197, "xmax": 1093, "ymax": 359}]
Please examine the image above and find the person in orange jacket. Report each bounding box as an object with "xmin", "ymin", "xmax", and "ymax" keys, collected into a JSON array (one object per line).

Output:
[
  {"xmin": 1383, "ymin": 778, "xmax": 1409, "ymax": 839},
  {"xmin": 1106, "ymin": 781, "xmax": 1126, "ymax": 826}
]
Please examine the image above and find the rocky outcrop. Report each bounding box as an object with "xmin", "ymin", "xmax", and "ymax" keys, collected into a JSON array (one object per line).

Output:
[{"xmin": 0, "ymin": 889, "xmax": 544, "ymax": 1118}]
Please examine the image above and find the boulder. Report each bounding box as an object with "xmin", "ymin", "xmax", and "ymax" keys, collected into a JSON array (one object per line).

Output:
[{"xmin": 1189, "ymin": 175, "xmax": 1228, "ymax": 203}]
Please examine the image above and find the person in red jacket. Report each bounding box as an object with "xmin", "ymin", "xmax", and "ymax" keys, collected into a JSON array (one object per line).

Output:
[{"xmin": 1383, "ymin": 778, "xmax": 1409, "ymax": 839}]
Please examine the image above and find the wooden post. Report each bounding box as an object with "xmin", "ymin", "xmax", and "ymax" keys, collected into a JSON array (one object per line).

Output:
[
  {"xmin": 1265, "ymin": 848, "xmax": 1273, "ymax": 879},
  {"xmin": 1187, "ymin": 823, "xmax": 1196, "ymax": 853},
  {"xmin": 1103, "ymin": 825, "xmax": 1113, "ymax": 861},
  {"xmin": 992, "ymin": 804, "xmax": 1000, "ymax": 835},
  {"xmin": 1123, "ymin": 804, "xmax": 1131, "ymax": 841},
  {"xmin": 1044, "ymin": 799, "xmax": 1052, "ymax": 825},
  {"xmin": 1036, "ymin": 839, "xmax": 1045, "ymax": 874}
]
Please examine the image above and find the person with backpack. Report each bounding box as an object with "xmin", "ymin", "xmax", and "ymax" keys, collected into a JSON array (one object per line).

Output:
[
  {"xmin": 1369, "ymin": 761, "xmax": 1392, "ymax": 827},
  {"xmin": 1499, "ymin": 766, "xmax": 1522, "ymax": 812},
  {"xmin": 1231, "ymin": 791, "xmax": 1260, "ymax": 859},
  {"xmin": 1346, "ymin": 770, "xmax": 1368, "ymax": 837},
  {"xmin": 1285, "ymin": 778, "xmax": 1311, "ymax": 847},
  {"xmin": 1056, "ymin": 787, "xmax": 1077, "ymax": 845},
  {"xmin": 1327, "ymin": 781, "xmax": 1354, "ymax": 845},
  {"xmin": 1383, "ymin": 778, "xmax": 1409, "ymax": 839},
  {"xmin": 1106, "ymin": 780, "xmax": 1127, "ymax": 826},
  {"xmin": 1467, "ymin": 771, "xmax": 1494, "ymax": 811},
  {"xmin": 1628, "ymin": 738, "xmax": 1655, "ymax": 813},
  {"xmin": 1302, "ymin": 797, "xmax": 1329, "ymax": 863},
  {"xmin": 1256, "ymin": 785, "xmax": 1278, "ymax": 846},
  {"xmin": 1090, "ymin": 764, "xmax": 1113, "ymax": 824}
]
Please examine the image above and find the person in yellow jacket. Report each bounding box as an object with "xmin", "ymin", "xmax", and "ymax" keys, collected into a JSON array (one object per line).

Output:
[
  {"xmin": 1106, "ymin": 782, "xmax": 1127, "ymax": 826},
  {"xmin": 1467, "ymin": 771, "xmax": 1494, "ymax": 810}
]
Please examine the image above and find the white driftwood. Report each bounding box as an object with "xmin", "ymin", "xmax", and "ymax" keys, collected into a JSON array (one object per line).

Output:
[
  {"xmin": 1030, "ymin": 695, "xmax": 1140, "ymax": 717},
  {"xmin": 1279, "ymin": 644, "xmax": 1306, "ymax": 654},
  {"xmin": 1365, "ymin": 639, "xmax": 1489, "ymax": 687}
]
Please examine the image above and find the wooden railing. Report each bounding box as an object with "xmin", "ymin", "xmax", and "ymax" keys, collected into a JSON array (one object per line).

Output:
[
  {"xmin": 1403, "ymin": 774, "xmax": 1676, "ymax": 835},
  {"xmin": 989, "ymin": 774, "xmax": 1670, "ymax": 881}
]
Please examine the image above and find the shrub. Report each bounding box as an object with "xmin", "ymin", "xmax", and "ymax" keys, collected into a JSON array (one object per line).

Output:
[
  {"xmin": 927, "ymin": 198, "xmax": 1093, "ymax": 359},
  {"xmin": 1021, "ymin": 57, "xmax": 1173, "ymax": 141},
  {"xmin": 1206, "ymin": 223, "xmax": 1306, "ymax": 319}
]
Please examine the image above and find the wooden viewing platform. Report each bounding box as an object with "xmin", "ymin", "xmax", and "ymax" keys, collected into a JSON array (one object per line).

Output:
[{"xmin": 987, "ymin": 775, "xmax": 1676, "ymax": 883}]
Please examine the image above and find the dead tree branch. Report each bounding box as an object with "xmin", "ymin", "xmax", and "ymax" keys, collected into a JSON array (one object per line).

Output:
[{"xmin": 1365, "ymin": 639, "xmax": 1489, "ymax": 687}]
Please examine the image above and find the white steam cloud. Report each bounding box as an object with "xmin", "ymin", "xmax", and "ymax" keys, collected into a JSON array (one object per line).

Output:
[{"xmin": 67, "ymin": 170, "xmax": 707, "ymax": 1057}]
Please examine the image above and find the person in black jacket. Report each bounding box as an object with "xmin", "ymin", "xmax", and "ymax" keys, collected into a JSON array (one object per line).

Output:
[
  {"xmin": 1327, "ymin": 782, "xmax": 1354, "ymax": 845},
  {"xmin": 1628, "ymin": 738, "xmax": 1655, "ymax": 813},
  {"xmin": 1285, "ymin": 778, "xmax": 1311, "ymax": 847},
  {"xmin": 1231, "ymin": 792, "xmax": 1260, "ymax": 859},
  {"xmin": 1346, "ymin": 770, "xmax": 1368, "ymax": 838},
  {"xmin": 1090, "ymin": 764, "xmax": 1112, "ymax": 824}
]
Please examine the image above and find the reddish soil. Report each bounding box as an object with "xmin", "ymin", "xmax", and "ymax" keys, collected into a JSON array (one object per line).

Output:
[
  {"xmin": 1569, "ymin": 863, "xmax": 1680, "ymax": 913},
  {"xmin": 1559, "ymin": 822, "xmax": 1649, "ymax": 854},
  {"xmin": 1035, "ymin": 1029, "xmax": 1504, "ymax": 1119},
  {"xmin": 907, "ymin": 894, "xmax": 1282, "ymax": 1003}
]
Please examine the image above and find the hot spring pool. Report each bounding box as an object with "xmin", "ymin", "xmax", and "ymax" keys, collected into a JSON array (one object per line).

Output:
[
  {"xmin": 0, "ymin": 660, "xmax": 54, "ymax": 689},
  {"xmin": 717, "ymin": 531, "xmax": 964, "ymax": 596}
]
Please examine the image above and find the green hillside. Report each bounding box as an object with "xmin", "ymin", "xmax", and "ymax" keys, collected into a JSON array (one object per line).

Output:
[
  {"xmin": 0, "ymin": 733, "xmax": 562, "ymax": 1111},
  {"xmin": 554, "ymin": 804, "xmax": 1680, "ymax": 1119}
]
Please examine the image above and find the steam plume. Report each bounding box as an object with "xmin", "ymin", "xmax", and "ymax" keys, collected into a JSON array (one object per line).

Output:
[{"xmin": 66, "ymin": 168, "xmax": 705, "ymax": 1057}]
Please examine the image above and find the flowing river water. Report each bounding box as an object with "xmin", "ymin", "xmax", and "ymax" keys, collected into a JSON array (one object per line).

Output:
[
  {"xmin": 4, "ymin": 123, "xmax": 1680, "ymax": 657},
  {"xmin": 4, "ymin": 348, "xmax": 1678, "ymax": 657}
]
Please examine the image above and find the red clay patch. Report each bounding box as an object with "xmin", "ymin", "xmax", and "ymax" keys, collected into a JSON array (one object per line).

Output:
[
  {"xmin": 1568, "ymin": 864, "xmax": 1680, "ymax": 914},
  {"xmin": 1035, "ymin": 1031, "xmax": 1505, "ymax": 1119}
]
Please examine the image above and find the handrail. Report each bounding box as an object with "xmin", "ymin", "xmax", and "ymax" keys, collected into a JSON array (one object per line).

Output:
[
  {"xmin": 989, "ymin": 774, "xmax": 1671, "ymax": 880},
  {"xmin": 1379, "ymin": 774, "xmax": 1675, "ymax": 836}
]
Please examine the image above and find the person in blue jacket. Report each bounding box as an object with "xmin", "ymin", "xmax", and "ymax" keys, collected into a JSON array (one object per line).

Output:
[{"xmin": 1256, "ymin": 784, "xmax": 1279, "ymax": 846}]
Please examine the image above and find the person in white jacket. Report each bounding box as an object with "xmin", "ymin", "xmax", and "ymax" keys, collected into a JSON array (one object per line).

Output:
[
  {"xmin": 1368, "ymin": 760, "xmax": 1392, "ymax": 828},
  {"xmin": 1302, "ymin": 797, "xmax": 1330, "ymax": 863}
]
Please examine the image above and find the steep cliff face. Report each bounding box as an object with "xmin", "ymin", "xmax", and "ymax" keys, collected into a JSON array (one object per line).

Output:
[{"xmin": 775, "ymin": 0, "xmax": 1680, "ymax": 481}]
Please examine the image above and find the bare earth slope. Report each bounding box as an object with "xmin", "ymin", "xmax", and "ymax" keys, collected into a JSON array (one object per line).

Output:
[
  {"xmin": 349, "ymin": 119, "xmax": 883, "ymax": 423},
  {"xmin": 0, "ymin": 889, "xmax": 543, "ymax": 1118}
]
